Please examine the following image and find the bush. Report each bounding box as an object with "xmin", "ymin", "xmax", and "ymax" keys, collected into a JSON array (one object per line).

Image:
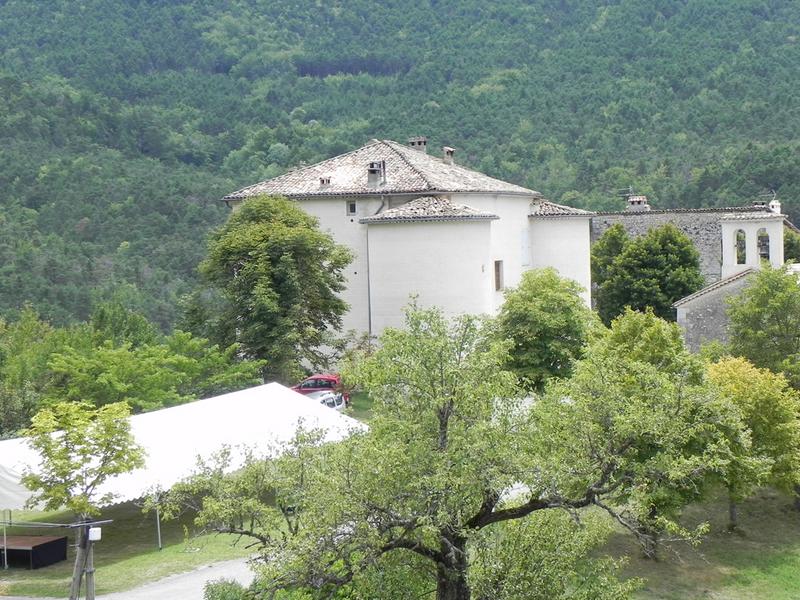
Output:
[{"xmin": 204, "ymin": 578, "xmax": 248, "ymax": 600}]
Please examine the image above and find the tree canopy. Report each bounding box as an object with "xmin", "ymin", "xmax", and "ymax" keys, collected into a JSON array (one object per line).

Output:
[
  {"xmin": 0, "ymin": 304, "xmax": 263, "ymax": 437},
  {"xmin": 161, "ymin": 305, "xmax": 762, "ymax": 598},
  {"xmin": 2, "ymin": 1, "xmax": 800, "ymax": 326},
  {"xmin": 594, "ymin": 224, "xmax": 704, "ymax": 323},
  {"xmin": 496, "ymin": 268, "xmax": 596, "ymax": 391},
  {"xmin": 197, "ymin": 195, "xmax": 352, "ymax": 381},
  {"xmin": 22, "ymin": 401, "xmax": 145, "ymax": 516},
  {"xmin": 727, "ymin": 265, "xmax": 800, "ymax": 387},
  {"xmin": 707, "ymin": 356, "xmax": 800, "ymax": 527}
]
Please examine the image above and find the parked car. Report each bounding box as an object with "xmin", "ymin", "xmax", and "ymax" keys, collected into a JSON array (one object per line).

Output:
[
  {"xmin": 292, "ymin": 374, "xmax": 350, "ymax": 404},
  {"xmin": 307, "ymin": 390, "xmax": 346, "ymax": 411}
]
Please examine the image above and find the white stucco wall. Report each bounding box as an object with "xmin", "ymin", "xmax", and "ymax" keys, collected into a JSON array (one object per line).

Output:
[
  {"xmin": 292, "ymin": 196, "xmax": 386, "ymax": 334},
  {"xmin": 720, "ymin": 217, "xmax": 784, "ymax": 278},
  {"xmin": 529, "ymin": 217, "xmax": 592, "ymax": 305},
  {"xmin": 366, "ymin": 220, "xmax": 494, "ymax": 333},
  {"xmin": 448, "ymin": 193, "xmax": 536, "ymax": 310}
]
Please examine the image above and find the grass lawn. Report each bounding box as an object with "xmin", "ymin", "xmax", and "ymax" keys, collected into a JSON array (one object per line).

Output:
[
  {"xmin": 346, "ymin": 391, "xmax": 373, "ymax": 422},
  {"xmin": 0, "ymin": 501, "xmax": 251, "ymax": 597},
  {"xmin": 605, "ymin": 488, "xmax": 800, "ymax": 599}
]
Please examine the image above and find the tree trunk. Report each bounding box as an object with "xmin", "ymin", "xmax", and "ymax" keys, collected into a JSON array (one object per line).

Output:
[
  {"xmin": 640, "ymin": 507, "xmax": 659, "ymax": 561},
  {"xmin": 640, "ymin": 531, "xmax": 659, "ymax": 561},
  {"xmin": 436, "ymin": 535, "xmax": 470, "ymax": 600},
  {"xmin": 728, "ymin": 497, "xmax": 738, "ymax": 531},
  {"xmin": 69, "ymin": 525, "xmax": 88, "ymax": 600}
]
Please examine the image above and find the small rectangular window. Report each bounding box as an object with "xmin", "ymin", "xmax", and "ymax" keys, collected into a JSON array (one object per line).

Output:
[
  {"xmin": 494, "ymin": 260, "xmax": 504, "ymax": 291},
  {"xmin": 346, "ymin": 200, "xmax": 357, "ymax": 216}
]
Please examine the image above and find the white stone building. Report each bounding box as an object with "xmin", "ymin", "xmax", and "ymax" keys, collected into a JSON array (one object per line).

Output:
[{"xmin": 224, "ymin": 138, "xmax": 592, "ymax": 336}]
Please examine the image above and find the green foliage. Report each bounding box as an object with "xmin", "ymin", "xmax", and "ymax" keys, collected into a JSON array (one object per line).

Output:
[
  {"xmin": 591, "ymin": 223, "xmax": 629, "ymax": 288},
  {"xmin": 496, "ymin": 268, "xmax": 596, "ymax": 390},
  {"xmin": 784, "ymin": 228, "xmax": 800, "ymax": 263},
  {"xmin": 204, "ymin": 579, "xmax": 248, "ymax": 600},
  {"xmin": 0, "ymin": 305, "xmax": 263, "ymax": 433},
  {"xmin": 595, "ymin": 224, "xmax": 704, "ymax": 323},
  {"xmin": 199, "ymin": 195, "xmax": 352, "ymax": 381},
  {"xmin": 728, "ymin": 265, "xmax": 800, "ymax": 386},
  {"xmin": 708, "ymin": 357, "xmax": 800, "ymax": 496},
  {"xmin": 1, "ymin": 2, "xmax": 800, "ymax": 326},
  {"xmin": 470, "ymin": 511, "xmax": 641, "ymax": 600},
  {"xmin": 22, "ymin": 401, "xmax": 145, "ymax": 516},
  {"xmin": 163, "ymin": 306, "xmax": 641, "ymax": 599},
  {"xmin": 0, "ymin": 308, "xmax": 87, "ymax": 436},
  {"xmin": 535, "ymin": 309, "xmax": 759, "ymax": 558}
]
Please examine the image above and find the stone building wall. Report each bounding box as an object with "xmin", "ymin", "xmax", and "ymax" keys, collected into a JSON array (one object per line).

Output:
[
  {"xmin": 675, "ymin": 273, "xmax": 754, "ymax": 352},
  {"xmin": 591, "ymin": 210, "xmax": 725, "ymax": 284}
]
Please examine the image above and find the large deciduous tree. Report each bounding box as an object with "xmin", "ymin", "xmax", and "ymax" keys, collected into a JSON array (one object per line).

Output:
[
  {"xmin": 496, "ymin": 268, "xmax": 596, "ymax": 391},
  {"xmin": 537, "ymin": 309, "xmax": 758, "ymax": 558},
  {"xmin": 727, "ymin": 265, "xmax": 800, "ymax": 386},
  {"xmin": 23, "ymin": 401, "xmax": 145, "ymax": 599},
  {"xmin": 198, "ymin": 195, "xmax": 352, "ymax": 381},
  {"xmin": 593, "ymin": 224, "xmax": 704, "ymax": 324},
  {"xmin": 707, "ymin": 356, "xmax": 800, "ymax": 525},
  {"xmin": 164, "ymin": 306, "xmax": 756, "ymax": 598}
]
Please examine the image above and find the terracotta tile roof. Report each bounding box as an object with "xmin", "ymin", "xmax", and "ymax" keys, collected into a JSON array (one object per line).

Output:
[
  {"xmin": 224, "ymin": 139, "xmax": 539, "ymax": 200},
  {"xmin": 529, "ymin": 200, "xmax": 594, "ymax": 217},
  {"xmin": 359, "ymin": 196, "xmax": 499, "ymax": 224},
  {"xmin": 672, "ymin": 268, "xmax": 755, "ymax": 307}
]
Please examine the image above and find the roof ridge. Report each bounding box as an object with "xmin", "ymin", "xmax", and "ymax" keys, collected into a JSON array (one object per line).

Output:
[
  {"xmin": 595, "ymin": 206, "xmax": 774, "ymax": 216},
  {"xmin": 380, "ymin": 139, "xmax": 436, "ymax": 191},
  {"xmin": 673, "ymin": 268, "xmax": 755, "ymax": 307}
]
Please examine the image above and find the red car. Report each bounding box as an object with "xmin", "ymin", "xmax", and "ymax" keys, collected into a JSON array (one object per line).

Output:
[{"xmin": 292, "ymin": 374, "xmax": 350, "ymax": 404}]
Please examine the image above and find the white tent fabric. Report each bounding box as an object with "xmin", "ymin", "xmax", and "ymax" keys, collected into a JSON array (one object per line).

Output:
[{"xmin": 0, "ymin": 382, "xmax": 366, "ymax": 511}]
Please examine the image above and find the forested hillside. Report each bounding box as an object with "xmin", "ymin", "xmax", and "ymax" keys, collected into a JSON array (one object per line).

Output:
[{"xmin": 2, "ymin": 0, "xmax": 799, "ymax": 327}]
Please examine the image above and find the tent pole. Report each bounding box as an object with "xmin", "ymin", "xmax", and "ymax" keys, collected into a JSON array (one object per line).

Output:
[
  {"xmin": 3, "ymin": 510, "xmax": 8, "ymax": 570},
  {"xmin": 155, "ymin": 504, "xmax": 162, "ymax": 551}
]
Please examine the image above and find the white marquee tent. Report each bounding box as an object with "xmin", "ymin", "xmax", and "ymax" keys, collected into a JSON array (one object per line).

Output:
[{"xmin": 0, "ymin": 383, "xmax": 365, "ymax": 512}]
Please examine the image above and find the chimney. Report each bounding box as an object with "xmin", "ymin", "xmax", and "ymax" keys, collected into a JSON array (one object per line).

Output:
[
  {"xmin": 625, "ymin": 195, "xmax": 650, "ymax": 212},
  {"xmin": 408, "ymin": 136, "xmax": 428, "ymax": 153},
  {"xmin": 752, "ymin": 199, "xmax": 768, "ymax": 208},
  {"xmin": 367, "ymin": 160, "xmax": 386, "ymax": 186},
  {"xmin": 769, "ymin": 199, "xmax": 782, "ymax": 214},
  {"xmin": 442, "ymin": 146, "xmax": 455, "ymax": 165}
]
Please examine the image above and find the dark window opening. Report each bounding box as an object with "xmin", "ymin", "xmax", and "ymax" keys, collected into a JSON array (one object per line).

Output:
[
  {"xmin": 757, "ymin": 228, "xmax": 770, "ymax": 261},
  {"xmin": 735, "ymin": 230, "xmax": 747, "ymax": 264},
  {"xmin": 494, "ymin": 260, "xmax": 504, "ymax": 291}
]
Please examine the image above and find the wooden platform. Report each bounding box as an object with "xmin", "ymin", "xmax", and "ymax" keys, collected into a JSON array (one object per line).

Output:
[{"xmin": 1, "ymin": 535, "xmax": 68, "ymax": 569}]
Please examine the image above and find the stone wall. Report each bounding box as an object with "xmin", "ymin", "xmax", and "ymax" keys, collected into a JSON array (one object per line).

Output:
[
  {"xmin": 675, "ymin": 274, "xmax": 753, "ymax": 352},
  {"xmin": 591, "ymin": 211, "xmax": 724, "ymax": 284}
]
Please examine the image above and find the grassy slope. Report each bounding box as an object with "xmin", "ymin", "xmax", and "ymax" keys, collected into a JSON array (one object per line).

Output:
[{"xmin": 606, "ymin": 489, "xmax": 800, "ymax": 599}]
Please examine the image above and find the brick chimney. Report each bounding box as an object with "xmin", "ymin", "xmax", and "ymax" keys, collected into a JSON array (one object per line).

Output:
[{"xmin": 408, "ymin": 136, "xmax": 428, "ymax": 153}]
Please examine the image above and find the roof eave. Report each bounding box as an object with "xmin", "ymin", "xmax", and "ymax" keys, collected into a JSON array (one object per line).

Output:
[{"xmin": 359, "ymin": 215, "xmax": 500, "ymax": 225}]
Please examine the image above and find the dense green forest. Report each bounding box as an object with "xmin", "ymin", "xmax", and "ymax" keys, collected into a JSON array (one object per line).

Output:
[{"xmin": 1, "ymin": 0, "xmax": 799, "ymax": 327}]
